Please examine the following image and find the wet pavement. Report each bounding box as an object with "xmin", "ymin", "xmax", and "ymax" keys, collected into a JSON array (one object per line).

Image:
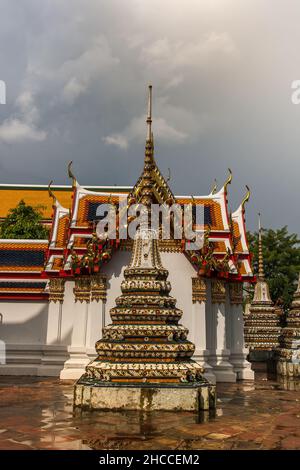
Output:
[{"xmin": 0, "ymin": 372, "xmax": 299, "ymax": 450}]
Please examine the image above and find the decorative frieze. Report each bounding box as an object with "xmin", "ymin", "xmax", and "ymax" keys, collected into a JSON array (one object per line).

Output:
[
  {"xmin": 192, "ymin": 277, "xmax": 206, "ymax": 304},
  {"xmin": 119, "ymin": 239, "xmax": 182, "ymax": 253},
  {"xmin": 211, "ymin": 279, "xmax": 226, "ymax": 304},
  {"xmin": 229, "ymin": 282, "xmax": 243, "ymax": 305},
  {"xmin": 159, "ymin": 239, "xmax": 182, "ymax": 252},
  {"xmin": 90, "ymin": 274, "xmax": 107, "ymax": 303},
  {"xmin": 73, "ymin": 276, "xmax": 91, "ymax": 303},
  {"xmin": 48, "ymin": 278, "xmax": 65, "ymax": 303}
]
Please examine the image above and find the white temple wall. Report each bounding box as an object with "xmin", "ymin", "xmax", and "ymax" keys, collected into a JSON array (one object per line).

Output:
[
  {"xmin": 160, "ymin": 252, "xmax": 196, "ymax": 335},
  {"xmin": 0, "ymin": 300, "xmax": 50, "ymax": 375},
  {"xmin": 0, "ymin": 300, "xmax": 48, "ymax": 344}
]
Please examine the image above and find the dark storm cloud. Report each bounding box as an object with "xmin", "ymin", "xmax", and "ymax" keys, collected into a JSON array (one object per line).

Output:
[{"xmin": 0, "ymin": 0, "xmax": 299, "ymax": 233}]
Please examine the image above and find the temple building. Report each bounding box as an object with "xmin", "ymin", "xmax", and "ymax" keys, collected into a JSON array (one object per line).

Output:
[
  {"xmin": 277, "ymin": 273, "xmax": 300, "ymax": 378},
  {"xmin": 0, "ymin": 86, "xmax": 254, "ymax": 383},
  {"xmin": 244, "ymin": 215, "xmax": 281, "ymax": 357}
]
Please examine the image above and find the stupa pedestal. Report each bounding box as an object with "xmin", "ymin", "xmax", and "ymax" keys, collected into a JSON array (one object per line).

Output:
[
  {"xmin": 74, "ymin": 383, "xmax": 215, "ymax": 412},
  {"xmin": 276, "ymin": 274, "xmax": 300, "ymax": 378},
  {"xmin": 74, "ymin": 228, "xmax": 216, "ymax": 411}
]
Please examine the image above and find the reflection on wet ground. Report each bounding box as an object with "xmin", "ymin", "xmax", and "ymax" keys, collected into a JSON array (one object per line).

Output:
[{"xmin": 0, "ymin": 372, "xmax": 299, "ymax": 450}]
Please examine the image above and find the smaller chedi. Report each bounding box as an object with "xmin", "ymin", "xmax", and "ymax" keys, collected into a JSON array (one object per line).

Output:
[
  {"xmin": 74, "ymin": 227, "xmax": 216, "ymax": 411},
  {"xmin": 277, "ymin": 273, "xmax": 300, "ymax": 378},
  {"xmin": 244, "ymin": 214, "xmax": 281, "ymax": 359}
]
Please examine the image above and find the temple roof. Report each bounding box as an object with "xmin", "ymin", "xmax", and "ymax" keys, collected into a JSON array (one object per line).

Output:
[{"xmin": 0, "ymin": 181, "xmax": 253, "ymax": 284}]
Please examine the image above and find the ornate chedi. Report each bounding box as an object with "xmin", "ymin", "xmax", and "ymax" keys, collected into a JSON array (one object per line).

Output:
[
  {"xmin": 276, "ymin": 274, "xmax": 300, "ymax": 378},
  {"xmin": 244, "ymin": 215, "xmax": 281, "ymax": 355},
  {"xmin": 74, "ymin": 87, "xmax": 216, "ymax": 409},
  {"xmin": 74, "ymin": 227, "xmax": 216, "ymax": 411}
]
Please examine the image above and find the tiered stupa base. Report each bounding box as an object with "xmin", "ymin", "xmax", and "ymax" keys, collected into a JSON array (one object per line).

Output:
[
  {"xmin": 74, "ymin": 227, "xmax": 216, "ymax": 412},
  {"xmin": 245, "ymin": 304, "xmax": 281, "ymax": 362},
  {"xmin": 276, "ymin": 276, "xmax": 300, "ymax": 378}
]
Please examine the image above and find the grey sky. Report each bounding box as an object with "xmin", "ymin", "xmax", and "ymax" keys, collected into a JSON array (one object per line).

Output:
[{"xmin": 0, "ymin": 0, "xmax": 299, "ymax": 233}]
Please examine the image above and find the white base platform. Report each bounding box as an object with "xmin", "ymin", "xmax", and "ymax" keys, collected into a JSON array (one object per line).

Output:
[{"xmin": 0, "ymin": 344, "xmax": 68, "ymax": 377}]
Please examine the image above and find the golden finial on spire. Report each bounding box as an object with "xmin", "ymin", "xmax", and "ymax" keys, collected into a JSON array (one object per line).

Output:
[
  {"xmin": 241, "ymin": 185, "xmax": 250, "ymax": 209},
  {"xmin": 258, "ymin": 212, "xmax": 265, "ymax": 281},
  {"xmin": 147, "ymin": 84, "xmax": 152, "ymax": 141},
  {"xmin": 258, "ymin": 212, "xmax": 261, "ymax": 232},
  {"xmin": 211, "ymin": 178, "xmax": 218, "ymax": 195},
  {"xmin": 48, "ymin": 180, "xmax": 56, "ymax": 204},
  {"xmin": 166, "ymin": 168, "xmax": 171, "ymax": 182},
  {"xmin": 224, "ymin": 168, "xmax": 232, "ymax": 193},
  {"xmin": 67, "ymin": 161, "xmax": 76, "ymax": 187}
]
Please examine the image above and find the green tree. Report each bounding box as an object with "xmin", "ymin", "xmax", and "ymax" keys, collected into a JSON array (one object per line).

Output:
[
  {"xmin": 0, "ymin": 200, "xmax": 49, "ymax": 240},
  {"xmin": 247, "ymin": 226, "xmax": 300, "ymax": 310}
]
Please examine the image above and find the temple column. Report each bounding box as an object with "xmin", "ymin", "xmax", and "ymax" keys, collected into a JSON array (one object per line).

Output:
[
  {"xmin": 60, "ymin": 276, "xmax": 91, "ymax": 380},
  {"xmin": 191, "ymin": 277, "xmax": 216, "ymax": 383},
  {"xmin": 86, "ymin": 274, "xmax": 107, "ymax": 357},
  {"xmin": 228, "ymin": 283, "xmax": 254, "ymax": 380},
  {"xmin": 209, "ymin": 279, "xmax": 236, "ymax": 382},
  {"xmin": 40, "ymin": 278, "xmax": 68, "ymax": 376}
]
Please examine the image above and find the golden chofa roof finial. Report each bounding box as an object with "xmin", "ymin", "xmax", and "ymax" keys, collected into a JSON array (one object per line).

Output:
[
  {"xmin": 211, "ymin": 178, "xmax": 218, "ymax": 195},
  {"xmin": 224, "ymin": 168, "xmax": 232, "ymax": 193},
  {"xmin": 146, "ymin": 84, "xmax": 152, "ymax": 141},
  {"xmin": 67, "ymin": 160, "xmax": 77, "ymax": 188},
  {"xmin": 48, "ymin": 180, "xmax": 57, "ymax": 204},
  {"xmin": 241, "ymin": 185, "xmax": 250, "ymax": 209}
]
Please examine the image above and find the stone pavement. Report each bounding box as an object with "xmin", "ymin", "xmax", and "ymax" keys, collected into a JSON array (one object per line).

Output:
[{"xmin": 0, "ymin": 372, "xmax": 299, "ymax": 450}]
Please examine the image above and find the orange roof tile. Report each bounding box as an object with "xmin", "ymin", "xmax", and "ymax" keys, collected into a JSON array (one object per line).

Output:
[{"xmin": 0, "ymin": 186, "xmax": 72, "ymax": 219}]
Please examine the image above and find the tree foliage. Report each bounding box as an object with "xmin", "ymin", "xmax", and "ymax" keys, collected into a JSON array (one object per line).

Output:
[
  {"xmin": 247, "ymin": 226, "xmax": 300, "ymax": 310},
  {"xmin": 0, "ymin": 200, "xmax": 49, "ymax": 240}
]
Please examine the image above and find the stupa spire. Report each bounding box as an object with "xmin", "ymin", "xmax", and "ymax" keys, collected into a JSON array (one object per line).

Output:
[
  {"xmin": 258, "ymin": 213, "xmax": 265, "ymax": 281},
  {"xmin": 129, "ymin": 85, "xmax": 175, "ymax": 207},
  {"xmin": 139, "ymin": 85, "xmax": 155, "ymax": 207},
  {"xmin": 146, "ymin": 84, "xmax": 152, "ymax": 141}
]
